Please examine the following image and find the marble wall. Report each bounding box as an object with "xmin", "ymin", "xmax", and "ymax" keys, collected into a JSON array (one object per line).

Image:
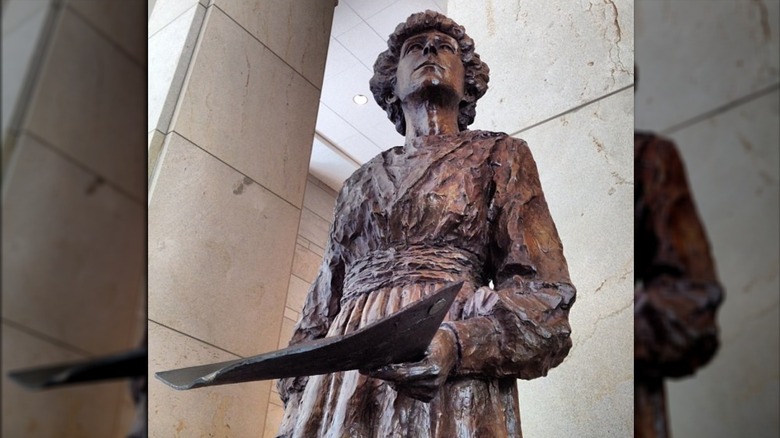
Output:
[
  {"xmin": 1, "ymin": 0, "xmax": 146, "ymax": 435},
  {"xmin": 636, "ymin": 1, "xmax": 779, "ymax": 436},
  {"xmin": 147, "ymin": 0, "xmax": 335, "ymax": 435},
  {"xmin": 447, "ymin": 1, "xmax": 635, "ymax": 436}
]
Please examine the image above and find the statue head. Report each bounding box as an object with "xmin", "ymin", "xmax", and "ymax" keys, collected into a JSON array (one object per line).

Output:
[{"xmin": 370, "ymin": 10, "xmax": 490, "ymax": 135}]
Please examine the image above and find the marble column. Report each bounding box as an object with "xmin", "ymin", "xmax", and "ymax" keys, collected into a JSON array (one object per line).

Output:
[{"xmin": 147, "ymin": 0, "xmax": 335, "ymax": 435}]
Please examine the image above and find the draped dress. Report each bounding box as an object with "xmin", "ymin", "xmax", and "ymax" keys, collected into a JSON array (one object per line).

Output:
[{"xmin": 277, "ymin": 130, "xmax": 576, "ymax": 438}]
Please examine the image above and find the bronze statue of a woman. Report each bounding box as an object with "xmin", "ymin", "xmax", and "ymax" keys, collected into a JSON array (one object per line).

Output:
[{"xmin": 277, "ymin": 11, "xmax": 576, "ymax": 437}]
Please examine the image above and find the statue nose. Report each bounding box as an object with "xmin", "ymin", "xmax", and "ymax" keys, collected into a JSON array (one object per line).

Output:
[{"xmin": 423, "ymin": 42, "xmax": 437, "ymax": 55}]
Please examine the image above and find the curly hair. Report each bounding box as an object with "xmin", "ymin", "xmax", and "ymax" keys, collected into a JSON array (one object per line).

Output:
[{"xmin": 369, "ymin": 10, "xmax": 490, "ymax": 135}]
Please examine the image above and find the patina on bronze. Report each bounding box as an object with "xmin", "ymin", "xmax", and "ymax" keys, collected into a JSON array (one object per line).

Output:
[
  {"xmin": 154, "ymin": 281, "xmax": 462, "ymax": 389},
  {"xmin": 277, "ymin": 11, "xmax": 575, "ymax": 438},
  {"xmin": 634, "ymin": 132, "xmax": 724, "ymax": 438}
]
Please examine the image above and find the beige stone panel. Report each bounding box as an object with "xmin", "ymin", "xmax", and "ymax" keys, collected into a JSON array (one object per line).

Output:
[
  {"xmin": 307, "ymin": 241, "xmax": 324, "ymax": 259},
  {"xmin": 307, "ymin": 241, "xmax": 325, "ymax": 258},
  {"xmin": 148, "ymin": 133, "xmax": 298, "ymax": 357},
  {"xmin": 23, "ymin": 7, "xmax": 146, "ymax": 201},
  {"xmin": 148, "ymin": 321, "xmax": 270, "ymax": 436},
  {"xmin": 298, "ymin": 208, "xmax": 331, "ymax": 249},
  {"xmin": 664, "ymin": 90, "xmax": 779, "ymax": 437},
  {"xmin": 148, "ymin": 2, "xmax": 204, "ymax": 133},
  {"xmin": 303, "ymin": 176, "xmax": 337, "ymax": 222},
  {"xmin": 277, "ymin": 317, "xmax": 296, "ymax": 349},
  {"xmin": 1, "ymin": 134, "xmax": 145, "ymax": 355},
  {"xmin": 448, "ymin": 0, "xmax": 634, "ymax": 134},
  {"xmin": 524, "ymin": 90, "xmax": 634, "ymax": 293},
  {"xmin": 283, "ymin": 307, "xmax": 298, "ymax": 322},
  {"xmin": 286, "ymin": 274, "xmax": 310, "ymax": 314},
  {"xmin": 212, "ymin": 0, "xmax": 335, "ymax": 87},
  {"xmin": 291, "ymin": 243, "xmax": 321, "ymax": 283},
  {"xmin": 635, "ymin": 1, "xmax": 779, "ymax": 132},
  {"xmin": 66, "ymin": 0, "xmax": 146, "ymax": 64},
  {"xmin": 263, "ymin": 401, "xmax": 285, "ymax": 438},
  {"xmin": 513, "ymin": 88, "xmax": 634, "ymax": 436},
  {"xmin": 173, "ymin": 7, "xmax": 321, "ymax": 207},
  {"xmin": 1, "ymin": 322, "xmax": 130, "ymax": 437}
]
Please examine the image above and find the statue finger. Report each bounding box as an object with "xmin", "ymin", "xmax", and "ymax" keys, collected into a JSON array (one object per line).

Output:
[
  {"xmin": 366, "ymin": 363, "xmax": 409, "ymax": 381},
  {"xmin": 400, "ymin": 364, "xmax": 439, "ymax": 380}
]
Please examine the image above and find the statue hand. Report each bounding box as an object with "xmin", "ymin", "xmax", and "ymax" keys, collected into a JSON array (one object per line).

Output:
[{"xmin": 361, "ymin": 328, "xmax": 457, "ymax": 402}]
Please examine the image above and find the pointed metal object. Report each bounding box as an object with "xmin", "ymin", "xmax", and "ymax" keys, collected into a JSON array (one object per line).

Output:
[
  {"xmin": 9, "ymin": 348, "xmax": 146, "ymax": 390},
  {"xmin": 155, "ymin": 281, "xmax": 463, "ymax": 390}
]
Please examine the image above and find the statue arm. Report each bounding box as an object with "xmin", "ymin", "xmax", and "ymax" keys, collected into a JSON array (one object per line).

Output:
[
  {"xmin": 443, "ymin": 137, "xmax": 576, "ymax": 380},
  {"xmin": 634, "ymin": 134, "xmax": 723, "ymax": 378}
]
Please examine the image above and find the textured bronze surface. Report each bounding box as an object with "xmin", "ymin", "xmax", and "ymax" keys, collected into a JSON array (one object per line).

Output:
[
  {"xmin": 154, "ymin": 281, "xmax": 462, "ymax": 390},
  {"xmin": 634, "ymin": 132, "xmax": 724, "ymax": 438},
  {"xmin": 277, "ymin": 11, "xmax": 575, "ymax": 437}
]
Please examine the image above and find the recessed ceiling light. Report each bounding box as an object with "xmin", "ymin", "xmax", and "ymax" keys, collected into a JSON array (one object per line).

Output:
[{"xmin": 353, "ymin": 94, "xmax": 368, "ymax": 105}]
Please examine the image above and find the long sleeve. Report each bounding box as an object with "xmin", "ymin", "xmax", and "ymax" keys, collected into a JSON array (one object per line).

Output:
[
  {"xmin": 443, "ymin": 136, "xmax": 576, "ymax": 380},
  {"xmin": 634, "ymin": 133, "xmax": 724, "ymax": 379}
]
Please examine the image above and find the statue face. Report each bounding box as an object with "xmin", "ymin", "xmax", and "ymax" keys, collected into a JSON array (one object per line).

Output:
[{"xmin": 394, "ymin": 31, "xmax": 465, "ymax": 105}]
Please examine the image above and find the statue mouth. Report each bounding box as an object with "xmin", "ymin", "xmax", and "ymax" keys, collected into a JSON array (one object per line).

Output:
[{"xmin": 415, "ymin": 61, "xmax": 442, "ymax": 72}]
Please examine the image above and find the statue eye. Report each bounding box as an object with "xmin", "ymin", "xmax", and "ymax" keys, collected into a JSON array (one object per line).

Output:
[
  {"xmin": 440, "ymin": 43, "xmax": 456, "ymax": 53},
  {"xmin": 406, "ymin": 43, "xmax": 423, "ymax": 54}
]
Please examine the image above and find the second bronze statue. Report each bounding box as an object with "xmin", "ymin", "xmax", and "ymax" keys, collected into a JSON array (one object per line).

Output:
[{"xmin": 277, "ymin": 11, "xmax": 576, "ymax": 438}]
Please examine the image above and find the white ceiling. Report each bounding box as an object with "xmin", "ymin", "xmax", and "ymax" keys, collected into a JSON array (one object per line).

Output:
[{"xmin": 309, "ymin": 0, "xmax": 446, "ymax": 191}]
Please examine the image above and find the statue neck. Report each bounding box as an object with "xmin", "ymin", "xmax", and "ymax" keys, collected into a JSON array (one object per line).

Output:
[{"xmin": 401, "ymin": 98, "xmax": 461, "ymax": 147}]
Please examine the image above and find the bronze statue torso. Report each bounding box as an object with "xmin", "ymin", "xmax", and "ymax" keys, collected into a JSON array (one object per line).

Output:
[
  {"xmin": 280, "ymin": 130, "xmax": 575, "ymax": 438},
  {"xmin": 334, "ymin": 130, "xmax": 500, "ymax": 300}
]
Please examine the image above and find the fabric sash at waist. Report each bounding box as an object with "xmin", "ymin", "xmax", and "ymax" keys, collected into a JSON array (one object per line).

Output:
[{"xmin": 342, "ymin": 246, "xmax": 484, "ymax": 300}]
